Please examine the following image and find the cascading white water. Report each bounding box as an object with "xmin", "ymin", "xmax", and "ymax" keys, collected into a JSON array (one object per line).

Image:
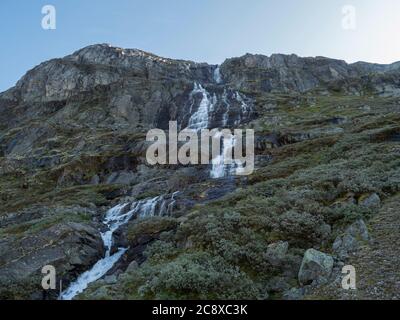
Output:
[
  {"xmin": 59, "ymin": 203, "xmax": 132, "ymax": 300},
  {"xmin": 166, "ymin": 191, "xmax": 179, "ymax": 215},
  {"xmin": 234, "ymin": 91, "xmax": 251, "ymax": 124},
  {"xmin": 186, "ymin": 82, "xmax": 250, "ymax": 179},
  {"xmin": 188, "ymin": 83, "xmax": 215, "ymax": 130},
  {"xmin": 211, "ymin": 90, "xmax": 250, "ymax": 179},
  {"xmin": 60, "ymin": 194, "xmax": 177, "ymax": 300},
  {"xmin": 213, "ymin": 66, "xmax": 222, "ymax": 84},
  {"xmin": 210, "ymin": 133, "xmax": 243, "ymax": 179}
]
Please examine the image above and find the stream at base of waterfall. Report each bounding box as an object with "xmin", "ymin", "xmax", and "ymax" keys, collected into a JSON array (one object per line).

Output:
[{"xmin": 60, "ymin": 193, "xmax": 178, "ymax": 300}]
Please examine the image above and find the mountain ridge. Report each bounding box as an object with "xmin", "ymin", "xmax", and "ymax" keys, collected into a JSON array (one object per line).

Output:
[{"xmin": 3, "ymin": 43, "xmax": 400, "ymax": 98}]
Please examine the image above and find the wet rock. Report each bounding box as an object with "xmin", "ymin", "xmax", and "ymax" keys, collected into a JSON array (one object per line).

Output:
[{"xmin": 298, "ymin": 249, "xmax": 334, "ymax": 286}]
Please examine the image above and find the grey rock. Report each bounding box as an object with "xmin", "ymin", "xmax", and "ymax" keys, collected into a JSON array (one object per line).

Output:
[
  {"xmin": 265, "ymin": 241, "xmax": 289, "ymax": 266},
  {"xmin": 346, "ymin": 219, "xmax": 370, "ymax": 241},
  {"xmin": 359, "ymin": 193, "xmax": 381, "ymax": 209},
  {"xmin": 104, "ymin": 275, "xmax": 117, "ymax": 285},
  {"xmin": 221, "ymin": 53, "xmax": 400, "ymax": 95},
  {"xmin": 266, "ymin": 276, "xmax": 290, "ymax": 293},
  {"xmin": 105, "ymin": 170, "xmax": 136, "ymax": 185},
  {"xmin": 125, "ymin": 260, "xmax": 139, "ymax": 273},
  {"xmin": 333, "ymin": 219, "xmax": 370, "ymax": 259},
  {"xmin": 0, "ymin": 222, "xmax": 104, "ymax": 299},
  {"xmin": 298, "ymin": 249, "xmax": 334, "ymax": 286},
  {"xmin": 316, "ymin": 223, "xmax": 332, "ymax": 240}
]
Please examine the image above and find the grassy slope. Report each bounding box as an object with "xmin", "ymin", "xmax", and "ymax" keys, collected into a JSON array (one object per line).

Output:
[{"xmin": 77, "ymin": 93, "xmax": 400, "ymax": 299}]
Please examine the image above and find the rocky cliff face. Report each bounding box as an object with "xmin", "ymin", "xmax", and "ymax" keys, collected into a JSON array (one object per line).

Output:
[
  {"xmin": 220, "ymin": 53, "xmax": 400, "ymax": 95},
  {"xmin": 0, "ymin": 44, "xmax": 399, "ymax": 299}
]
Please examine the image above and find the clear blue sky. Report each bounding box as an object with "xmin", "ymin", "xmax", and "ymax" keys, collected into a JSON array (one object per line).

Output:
[{"xmin": 1, "ymin": 0, "xmax": 399, "ymax": 92}]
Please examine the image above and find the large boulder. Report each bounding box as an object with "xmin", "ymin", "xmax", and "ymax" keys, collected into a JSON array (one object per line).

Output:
[{"xmin": 298, "ymin": 249, "xmax": 334, "ymax": 286}]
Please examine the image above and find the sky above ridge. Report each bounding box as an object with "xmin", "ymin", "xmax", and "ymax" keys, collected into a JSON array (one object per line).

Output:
[{"xmin": 1, "ymin": 0, "xmax": 399, "ymax": 92}]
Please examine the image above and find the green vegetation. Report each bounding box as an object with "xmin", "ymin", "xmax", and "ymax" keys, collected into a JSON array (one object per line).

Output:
[
  {"xmin": 2, "ymin": 91, "xmax": 400, "ymax": 300},
  {"xmin": 79, "ymin": 95, "xmax": 400, "ymax": 300}
]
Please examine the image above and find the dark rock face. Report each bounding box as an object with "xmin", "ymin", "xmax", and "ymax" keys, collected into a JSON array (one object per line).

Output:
[
  {"xmin": 0, "ymin": 222, "xmax": 104, "ymax": 299},
  {"xmin": 0, "ymin": 44, "xmax": 258, "ymax": 166},
  {"xmin": 1, "ymin": 45, "xmax": 398, "ymax": 162}
]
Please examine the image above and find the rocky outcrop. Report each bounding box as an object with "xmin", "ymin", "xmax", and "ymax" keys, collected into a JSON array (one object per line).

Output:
[
  {"xmin": 1, "ymin": 44, "xmax": 256, "ymax": 134},
  {"xmin": 0, "ymin": 222, "xmax": 104, "ymax": 299},
  {"xmin": 333, "ymin": 219, "xmax": 370, "ymax": 260},
  {"xmin": 12, "ymin": 44, "xmax": 211, "ymax": 103},
  {"xmin": 220, "ymin": 53, "xmax": 400, "ymax": 95},
  {"xmin": 221, "ymin": 54, "xmax": 354, "ymax": 93},
  {"xmin": 298, "ymin": 249, "xmax": 334, "ymax": 286}
]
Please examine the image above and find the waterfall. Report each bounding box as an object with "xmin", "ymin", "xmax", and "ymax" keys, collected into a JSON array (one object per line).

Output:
[
  {"xmin": 234, "ymin": 91, "xmax": 251, "ymax": 125},
  {"xmin": 210, "ymin": 91, "xmax": 250, "ymax": 178},
  {"xmin": 60, "ymin": 194, "xmax": 178, "ymax": 300},
  {"xmin": 213, "ymin": 66, "xmax": 222, "ymax": 84},
  {"xmin": 185, "ymin": 82, "xmax": 251, "ymax": 179},
  {"xmin": 166, "ymin": 191, "xmax": 179, "ymax": 215},
  {"xmin": 187, "ymin": 82, "xmax": 251, "ymax": 130},
  {"xmin": 221, "ymin": 89, "xmax": 252, "ymax": 127},
  {"xmin": 188, "ymin": 83, "xmax": 215, "ymax": 130},
  {"xmin": 236, "ymin": 92, "xmax": 250, "ymax": 112},
  {"xmin": 210, "ymin": 133, "xmax": 243, "ymax": 179}
]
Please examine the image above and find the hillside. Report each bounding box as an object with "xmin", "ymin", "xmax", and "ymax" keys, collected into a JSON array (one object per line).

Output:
[{"xmin": 0, "ymin": 44, "xmax": 399, "ymax": 299}]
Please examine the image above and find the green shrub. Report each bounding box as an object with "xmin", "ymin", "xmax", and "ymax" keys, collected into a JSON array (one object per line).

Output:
[{"xmin": 120, "ymin": 252, "xmax": 262, "ymax": 300}]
